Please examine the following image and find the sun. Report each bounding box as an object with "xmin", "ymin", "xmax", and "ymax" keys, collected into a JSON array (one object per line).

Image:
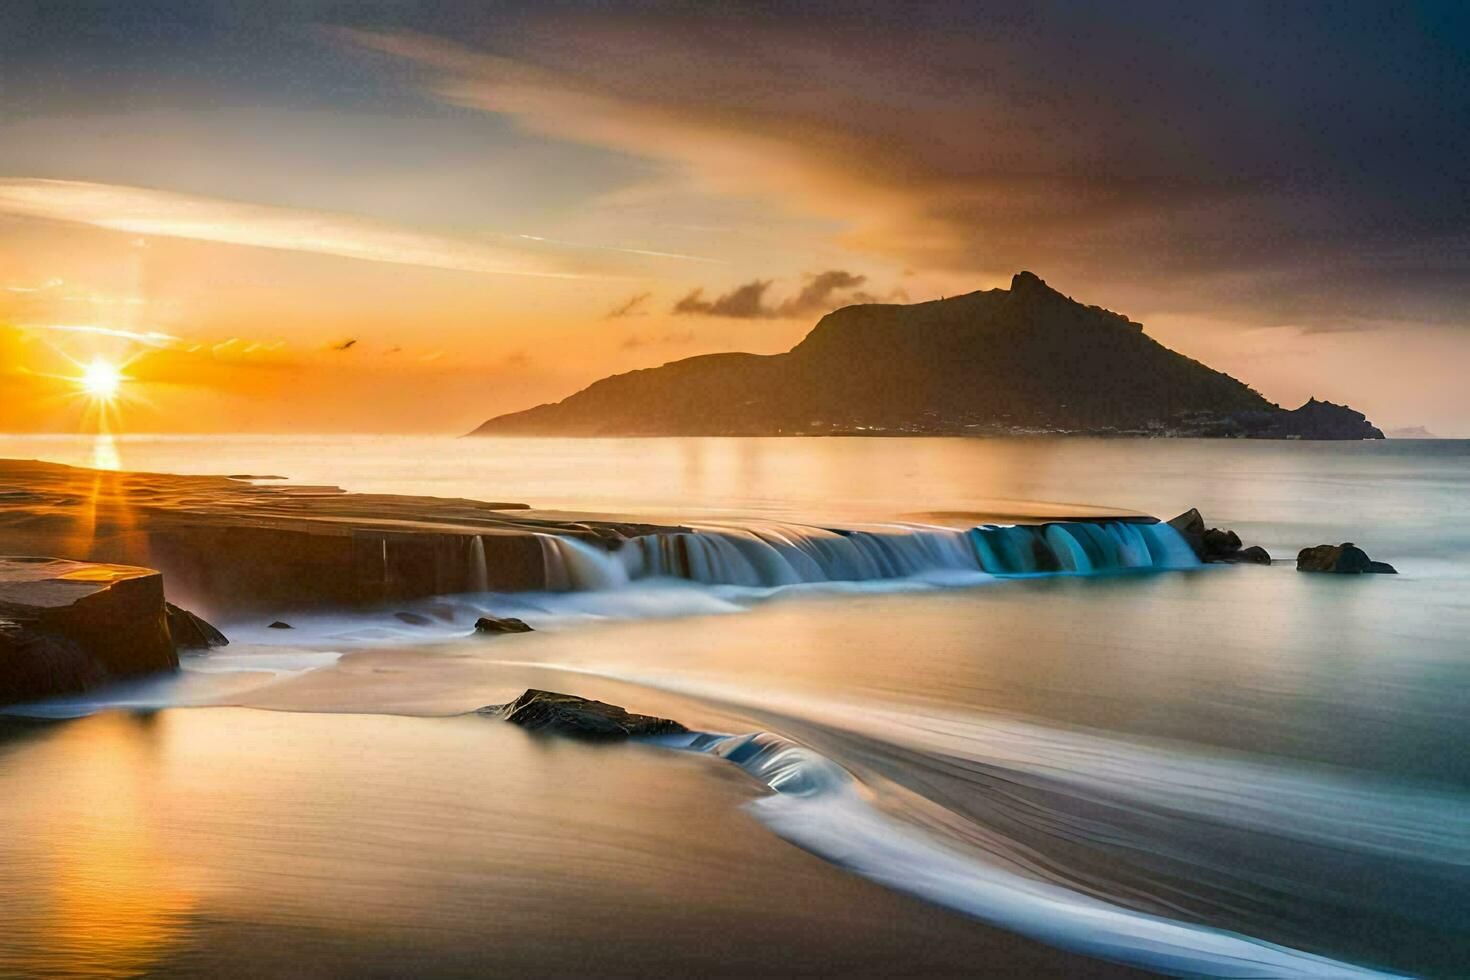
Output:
[{"xmin": 78, "ymin": 358, "xmax": 124, "ymax": 400}]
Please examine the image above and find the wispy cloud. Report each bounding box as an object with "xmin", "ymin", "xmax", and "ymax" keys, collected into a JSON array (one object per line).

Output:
[
  {"xmin": 673, "ymin": 281, "xmax": 773, "ymax": 319},
  {"xmin": 17, "ymin": 323, "xmax": 180, "ymax": 347},
  {"xmin": 621, "ymin": 329, "xmax": 695, "ymax": 350},
  {"xmin": 672, "ymin": 270, "xmax": 898, "ymax": 319},
  {"xmin": 4, "ymin": 278, "xmax": 65, "ymax": 294},
  {"xmin": 0, "ymin": 179, "xmax": 705, "ymax": 280},
  {"xmin": 514, "ymin": 234, "xmax": 720, "ymax": 265},
  {"xmin": 605, "ymin": 291, "xmax": 652, "ymax": 319}
]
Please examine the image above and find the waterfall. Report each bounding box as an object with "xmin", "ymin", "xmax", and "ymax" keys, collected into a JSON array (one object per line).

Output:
[
  {"xmin": 468, "ymin": 535, "xmax": 489, "ymax": 593},
  {"xmin": 538, "ymin": 533, "xmax": 629, "ymax": 591},
  {"xmin": 523, "ymin": 519, "xmax": 1199, "ymax": 593}
]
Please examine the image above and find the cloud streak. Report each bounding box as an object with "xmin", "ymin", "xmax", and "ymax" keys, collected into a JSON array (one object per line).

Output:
[
  {"xmin": 16, "ymin": 323, "xmax": 180, "ymax": 347},
  {"xmin": 0, "ymin": 179, "xmax": 707, "ymax": 281}
]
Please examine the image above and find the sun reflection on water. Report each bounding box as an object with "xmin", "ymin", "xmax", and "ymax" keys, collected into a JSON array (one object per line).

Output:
[
  {"xmin": 91, "ymin": 433, "xmax": 122, "ymax": 471},
  {"xmin": 0, "ymin": 713, "xmax": 199, "ymax": 977}
]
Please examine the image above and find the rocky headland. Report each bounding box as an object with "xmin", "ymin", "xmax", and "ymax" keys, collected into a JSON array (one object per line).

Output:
[{"xmin": 472, "ymin": 272, "xmax": 1384, "ymax": 440}]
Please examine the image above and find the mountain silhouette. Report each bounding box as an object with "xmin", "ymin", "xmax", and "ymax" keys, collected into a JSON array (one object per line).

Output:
[{"xmin": 471, "ymin": 272, "xmax": 1381, "ymax": 439}]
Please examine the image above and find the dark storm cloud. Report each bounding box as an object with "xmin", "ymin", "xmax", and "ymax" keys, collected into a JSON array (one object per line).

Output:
[
  {"xmin": 347, "ymin": 0, "xmax": 1470, "ymax": 328},
  {"xmin": 9, "ymin": 1, "xmax": 1469, "ymax": 328}
]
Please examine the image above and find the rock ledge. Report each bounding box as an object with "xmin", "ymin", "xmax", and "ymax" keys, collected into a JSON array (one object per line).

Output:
[{"xmin": 0, "ymin": 556, "xmax": 180, "ymax": 705}]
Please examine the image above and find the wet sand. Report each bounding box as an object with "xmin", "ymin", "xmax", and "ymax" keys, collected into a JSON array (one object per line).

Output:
[{"xmin": 0, "ymin": 709, "xmax": 1138, "ymax": 978}]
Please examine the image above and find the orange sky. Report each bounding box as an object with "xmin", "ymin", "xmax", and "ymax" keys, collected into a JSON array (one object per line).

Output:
[{"xmin": 2, "ymin": 5, "xmax": 1466, "ymax": 435}]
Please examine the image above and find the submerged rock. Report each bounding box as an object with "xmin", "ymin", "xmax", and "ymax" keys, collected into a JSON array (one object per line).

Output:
[
  {"xmin": 1297, "ymin": 544, "xmax": 1396, "ymax": 574},
  {"xmin": 474, "ymin": 615, "xmax": 534, "ymax": 635},
  {"xmin": 165, "ymin": 601, "xmax": 228, "ymax": 649},
  {"xmin": 0, "ymin": 556, "xmax": 178, "ymax": 706},
  {"xmin": 1167, "ymin": 509, "xmax": 1268, "ymax": 564},
  {"xmin": 393, "ymin": 611, "xmax": 432, "ymax": 626},
  {"xmin": 480, "ymin": 689, "xmax": 687, "ymax": 739}
]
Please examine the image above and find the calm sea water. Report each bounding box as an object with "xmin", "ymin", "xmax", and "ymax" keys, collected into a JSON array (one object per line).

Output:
[{"xmin": 1, "ymin": 435, "xmax": 1466, "ymax": 976}]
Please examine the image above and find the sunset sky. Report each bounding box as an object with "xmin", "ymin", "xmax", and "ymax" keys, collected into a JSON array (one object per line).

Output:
[{"xmin": 2, "ymin": 1, "xmax": 1467, "ymax": 434}]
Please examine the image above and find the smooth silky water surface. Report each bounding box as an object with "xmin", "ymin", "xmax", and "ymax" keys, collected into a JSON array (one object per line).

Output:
[{"xmin": 0, "ymin": 435, "xmax": 1465, "ymax": 976}]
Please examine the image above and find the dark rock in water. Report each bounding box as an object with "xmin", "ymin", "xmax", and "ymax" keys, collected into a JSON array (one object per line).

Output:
[
  {"xmin": 267, "ymin": 620, "xmax": 294, "ymax": 629},
  {"xmin": 393, "ymin": 611, "xmax": 432, "ymax": 626},
  {"xmin": 1201, "ymin": 527, "xmax": 1242, "ymax": 558},
  {"xmin": 1297, "ymin": 543, "xmax": 1397, "ymax": 574},
  {"xmin": 0, "ymin": 556, "xmax": 178, "ymax": 706},
  {"xmin": 474, "ymin": 615, "xmax": 534, "ymax": 635},
  {"xmin": 165, "ymin": 601, "xmax": 228, "ymax": 649},
  {"xmin": 1224, "ymin": 545, "xmax": 1273, "ymax": 565},
  {"xmin": 481, "ymin": 689, "xmax": 687, "ymax": 739},
  {"xmin": 1167, "ymin": 509, "xmax": 1266, "ymax": 564},
  {"xmin": 1167, "ymin": 508, "xmax": 1206, "ymax": 552}
]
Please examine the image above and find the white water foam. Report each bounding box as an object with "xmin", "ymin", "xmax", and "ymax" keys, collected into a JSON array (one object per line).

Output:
[
  {"xmin": 526, "ymin": 663, "xmax": 1470, "ymax": 866},
  {"xmin": 488, "ymin": 661, "xmax": 1449, "ymax": 976},
  {"xmin": 653, "ymin": 728, "xmax": 1395, "ymax": 978}
]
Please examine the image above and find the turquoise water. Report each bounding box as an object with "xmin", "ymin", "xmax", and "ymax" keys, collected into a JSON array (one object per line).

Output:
[{"xmin": 0, "ymin": 435, "xmax": 1466, "ymax": 976}]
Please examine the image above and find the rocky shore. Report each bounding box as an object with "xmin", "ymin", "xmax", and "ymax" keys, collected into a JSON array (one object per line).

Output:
[
  {"xmin": 0, "ymin": 459, "xmax": 682, "ymax": 613},
  {"xmin": 1, "ymin": 460, "xmax": 1402, "ymax": 625},
  {"xmin": 0, "ymin": 556, "xmax": 225, "ymax": 706}
]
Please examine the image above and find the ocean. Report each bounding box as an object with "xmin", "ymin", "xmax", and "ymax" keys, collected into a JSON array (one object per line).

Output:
[{"xmin": 1, "ymin": 434, "xmax": 1466, "ymax": 976}]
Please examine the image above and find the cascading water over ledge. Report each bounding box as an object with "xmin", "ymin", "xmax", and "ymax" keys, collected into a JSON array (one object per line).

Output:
[
  {"xmin": 217, "ymin": 519, "xmax": 1203, "ymax": 646},
  {"xmin": 532, "ymin": 519, "xmax": 1200, "ymax": 592}
]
